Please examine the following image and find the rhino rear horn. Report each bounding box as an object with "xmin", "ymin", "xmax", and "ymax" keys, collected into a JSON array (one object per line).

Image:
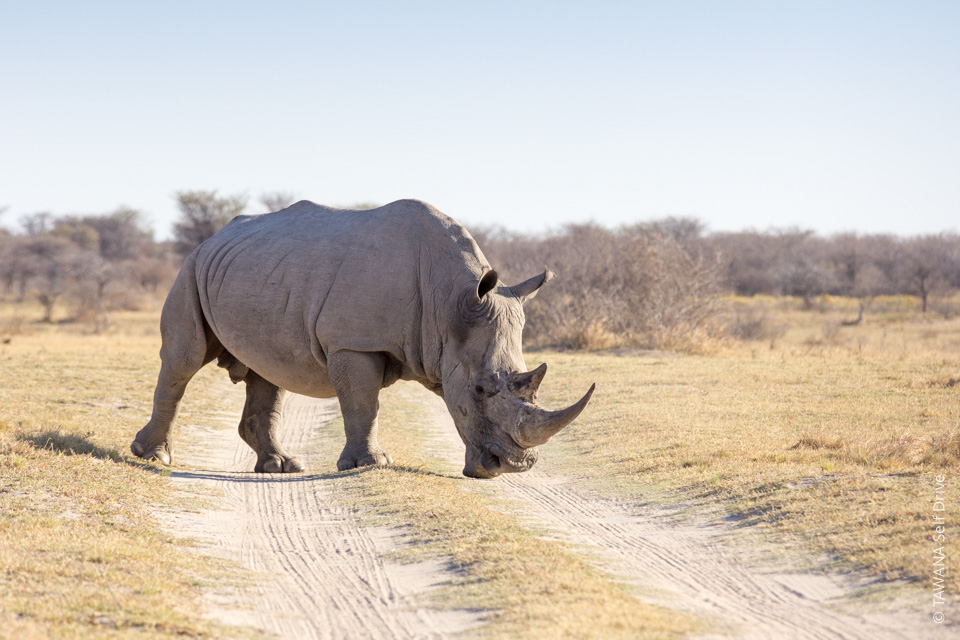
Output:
[
  {"xmin": 507, "ymin": 269, "xmax": 555, "ymax": 303},
  {"xmin": 513, "ymin": 383, "xmax": 596, "ymax": 447},
  {"xmin": 507, "ymin": 363, "xmax": 548, "ymax": 402}
]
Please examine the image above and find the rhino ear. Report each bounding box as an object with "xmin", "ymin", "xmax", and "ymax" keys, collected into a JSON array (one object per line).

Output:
[
  {"xmin": 508, "ymin": 269, "xmax": 555, "ymax": 304},
  {"xmin": 461, "ymin": 270, "xmax": 499, "ymax": 321},
  {"xmin": 476, "ymin": 269, "xmax": 499, "ymax": 300}
]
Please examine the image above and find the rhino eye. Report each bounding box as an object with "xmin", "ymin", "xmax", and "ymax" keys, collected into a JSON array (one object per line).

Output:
[{"xmin": 475, "ymin": 384, "xmax": 496, "ymax": 397}]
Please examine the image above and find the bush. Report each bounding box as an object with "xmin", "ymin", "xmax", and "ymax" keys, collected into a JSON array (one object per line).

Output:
[
  {"xmin": 726, "ymin": 308, "xmax": 787, "ymax": 343},
  {"xmin": 476, "ymin": 222, "xmax": 724, "ymax": 351}
]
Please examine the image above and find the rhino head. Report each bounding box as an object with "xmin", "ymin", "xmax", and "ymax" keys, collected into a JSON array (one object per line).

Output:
[{"xmin": 440, "ymin": 268, "xmax": 596, "ymax": 478}]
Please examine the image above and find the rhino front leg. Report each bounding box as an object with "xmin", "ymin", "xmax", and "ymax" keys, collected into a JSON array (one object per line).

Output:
[
  {"xmin": 239, "ymin": 370, "xmax": 303, "ymax": 473},
  {"xmin": 328, "ymin": 350, "xmax": 394, "ymax": 471}
]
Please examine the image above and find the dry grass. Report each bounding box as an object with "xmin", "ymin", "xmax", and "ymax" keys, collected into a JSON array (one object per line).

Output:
[
  {"xmin": 1, "ymin": 299, "xmax": 694, "ymax": 639},
  {"xmin": 307, "ymin": 395, "xmax": 697, "ymax": 639},
  {"xmin": 725, "ymin": 306, "xmax": 788, "ymax": 344},
  {"xmin": 5, "ymin": 292, "xmax": 958, "ymax": 635},
  {"xmin": 535, "ymin": 297, "xmax": 960, "ymax": 596},
  {"xmin": 0, "ymin": 302, "xmax": 248, "ymax": 638},
  {"xmin": 790, "ymin": 432, "xmax": 845, "ymax": 451}
]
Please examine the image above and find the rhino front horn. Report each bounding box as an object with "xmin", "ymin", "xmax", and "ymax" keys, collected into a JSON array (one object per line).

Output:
[{"xmin": 513, "ymin": 384, "xmax": 596, "ymax": 448}]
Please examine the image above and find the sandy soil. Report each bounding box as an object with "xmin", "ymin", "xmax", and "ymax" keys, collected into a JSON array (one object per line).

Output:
[
  {"xmin": 164, "ymin": 395, "xmax": 480, "ymax": 639},
  {"xmin": 164, "ymin": 383, "xmax": 948, "ymax": 639}
]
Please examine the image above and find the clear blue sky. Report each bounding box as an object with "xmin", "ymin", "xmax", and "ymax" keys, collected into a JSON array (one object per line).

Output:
[{"xmin": 1, "ymin": 1, "xmax": 957, "ymax": 239}]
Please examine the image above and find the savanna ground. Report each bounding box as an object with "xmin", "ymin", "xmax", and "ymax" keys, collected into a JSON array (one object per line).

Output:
[{"xmin": 0, "ymin": 294, "xmax": 957, "ymax": 638}]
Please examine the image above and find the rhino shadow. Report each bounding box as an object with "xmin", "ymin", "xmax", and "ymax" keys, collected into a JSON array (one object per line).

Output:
[
  {"xmin": 167, "ymin": 464, "xmax": 455, "ymax": 484},
  {"xmin": 22, "ymin": 429, "xmax": 126, "ymax": 463}
]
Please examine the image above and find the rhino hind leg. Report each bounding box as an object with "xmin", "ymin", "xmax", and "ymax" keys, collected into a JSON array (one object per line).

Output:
[
  {"xmin": 328, "ymin": 350, "xmax": 394, "ymax": 471},
  {"xmin": 132, "ymin": 257, "xmax": 220, "ymax": 465},
  {"xmin": 131, "ymin": 356, "xmax": 191, "ymax": 465},
  {"xmin": 238, "ymin": 370, "xmax": 303, "ymax": 473}
]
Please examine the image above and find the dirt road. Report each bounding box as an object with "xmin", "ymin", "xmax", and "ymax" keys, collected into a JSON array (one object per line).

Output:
[
  {"xmin": 409, "ymin": 386, "xmax": 930, "ymax": 640},
  {"xmin": 166, "ymin": 383, "xmax": 937, "ymax": 639},
  {"xmin": 165, "ymin": 395, "xmax": 479, "ymax": 639}
]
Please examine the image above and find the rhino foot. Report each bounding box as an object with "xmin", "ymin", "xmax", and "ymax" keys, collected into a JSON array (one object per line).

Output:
[
  {"xmin": 255, "ymin": 454, "xmax": 304, "ymax": 474},
  {"xmin": 337, "ymin": 449, "xmax": 393, "ymax": 471},
  {"xmin": 130, "ymin": 440, "xmax": 172, "ymax": 465}
]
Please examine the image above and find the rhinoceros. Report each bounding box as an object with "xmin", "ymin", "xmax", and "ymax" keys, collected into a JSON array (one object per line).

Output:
[{"xmin": 131, "ymin": 199, "xmax": 594, "ymax": 478}]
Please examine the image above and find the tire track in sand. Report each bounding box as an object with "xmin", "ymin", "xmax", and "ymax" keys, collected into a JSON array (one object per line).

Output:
[
  {"xmin": 393, "ymin": 384, "xmax": 940, "ymax": 640},
  {"xmin": 164, "ymin": 392, "xmax": 479, "ymax": 640}
]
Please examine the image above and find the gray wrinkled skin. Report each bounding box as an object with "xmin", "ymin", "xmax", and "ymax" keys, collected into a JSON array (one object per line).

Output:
[{"xmin": 131, "ymin": 199, "xmax": 594, "ymax": 478}]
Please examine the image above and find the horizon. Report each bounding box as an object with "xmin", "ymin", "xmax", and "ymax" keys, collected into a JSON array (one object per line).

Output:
[{"xmin": 5, "ymin": 195, "xmax": 958, "ymax": 242}]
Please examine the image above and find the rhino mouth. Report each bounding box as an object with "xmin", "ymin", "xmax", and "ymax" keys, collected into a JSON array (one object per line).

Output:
[{"xmin": 465, "ymin": 442, "xmax": 537, "ymax": 479}]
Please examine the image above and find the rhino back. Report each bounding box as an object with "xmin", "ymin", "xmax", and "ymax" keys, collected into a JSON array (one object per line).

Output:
[{"xmin": 192, "ymin": 200, "xmax": 480, "ymax": 396}]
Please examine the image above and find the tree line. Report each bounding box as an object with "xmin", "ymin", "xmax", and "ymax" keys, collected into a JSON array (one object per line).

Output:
[
  {"xmin": 0, "ymin": 190, "xmax": 297, "ymax": 328},
  {"xmin": 703, "ymin": 226, "xmax": 960, "ymax": 313},
  {"xmin": 2, "ymin": 193, "xmax": 957, "ymax": 345},
  {"xmin": 477, "ymin": 219, "xmax": 960, "ymax": 349}
]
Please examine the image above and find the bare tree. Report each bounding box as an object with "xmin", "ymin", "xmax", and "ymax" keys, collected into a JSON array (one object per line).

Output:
[
  {"xmin": 0, "ymin": 239, "xmax": 36, "ymax": 300},
  {"xmin": 708, "ymin": 230, "xmax": 804, "ymax": 295},
  {"xmin": 22, "ymin": 235, "xmax": 79, "ymax": 322},
  {"xmin": 74, "ymin": 252, "xmax": 126, "ymax": 330},
  {"xmin": 259, "ymin": 191, "xmax": 298, "ymax": 212},
  {"xmin": 343, "ymin": 202, "xmax": 380, "ymax": 211},
  {"xmin": 779, "ymin": 257, "xmax": 836, "ymax": 309},
  {"xmin": 53, "ymin": 219, "xmax": 99, "ymax": 252},
  {"xmin": 131, "ymin": 256, "xmax": 178, "ymax": 294},
  {"xmin": 633, "ymin": 216, "xmax": 706, "ymax": 245},
  {"xmin": 900, "ymin": 234, "xmax": 950, "ymax": 312},
  {"xmin": 19, "ymin": 212, "xmax": 54, "ymax": 236},
  {"xmin": 84, "ymin": 207, "xmax": 151, "ymax": 260},
  {"xmin": 0, "ymin": 232, "xmax": 15, "ymax": 296},
  {"xmin": 172, "ymin": 190, "xmax": 248, "ymax": 256}
]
